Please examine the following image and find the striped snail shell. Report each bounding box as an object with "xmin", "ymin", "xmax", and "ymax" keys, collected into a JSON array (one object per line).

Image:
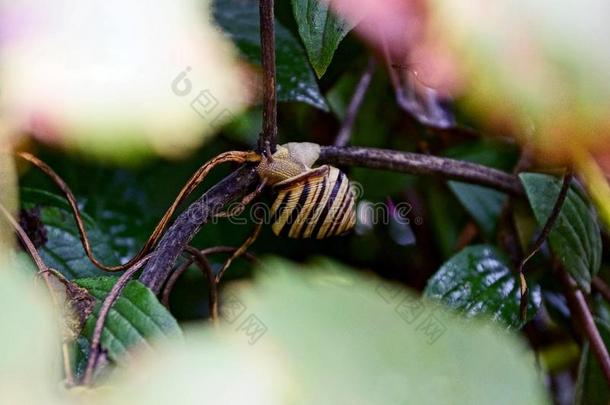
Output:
[{"xmin": 257, "ymin": 143, "xmax": 357, "ymax": 239}]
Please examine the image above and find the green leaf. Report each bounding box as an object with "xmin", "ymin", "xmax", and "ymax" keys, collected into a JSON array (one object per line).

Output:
[
  {"xmin": 444, "ymin": 140, "xmax": 517, "ymax": 237},
  {"xmin": 520, "ymin": 173, "xmax": 602, "ymax": 292},
  {"xmin": 447, "ymin": 182, "xmax": 506, "ymax": 237},
  {"xmin": 575, "ymin": 317, "xmax": 610, "ymax": 405},
  {"xmin": 424, "ymin": 182, "xmax": 464, "ymax": 258},
  {"xmin": 213, "ymin": 0, "xmax": 328, "ymax": 110},
  {"xmin": 291, "ymin": 0, "xmax": 354, "ymax": 77},
  {"xmin": 75, "ymin": 277, "xmax": 182, "ymax": 366},
  {"xmin": 424, "ymin": 245, "xmax": 541, "ymax": 329},
  {"xmin": 20, "ymin": 188, "xmax": 122, "ymax": 279}
]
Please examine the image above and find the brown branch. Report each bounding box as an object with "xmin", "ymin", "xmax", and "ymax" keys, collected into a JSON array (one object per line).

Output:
[
  {"xmin": 593, "ymin": 277, "xmax": 610, "ymax": 305},
  {"xmin": 334, "ymin": 58, "xmax": 376, "ymax": 147},
  {"xmin": 82, "ymin": 254, "xmax": 151, "ymax": 386},
  {"xmin": 318, "ymin": 146, "xmax": 524, "ymax": 196},
  {"xmin": 141, "ymin": 146, "xmax": 525, "ymax": 293},
  {"xmin": 258, "ymin": 0, "xmax": 277, "ymax": 154},
  {"xmin": 559, "ymin": 267, "xmax": 610, "ymax": 387}
]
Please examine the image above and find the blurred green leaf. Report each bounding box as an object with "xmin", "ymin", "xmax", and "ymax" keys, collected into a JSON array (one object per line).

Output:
[
  {"xmin": 20, "ymin": 188, "xmax": 122, "ymax": 279},
  {"xmin": 291, "ymin": 0, "xmax": 354, "ymax": 77},
  {"xmin": 75, "ymin": 277, "xmax": 182, "ymax": 366},
  {"xmin": 425, "ymin": 245, "xmax": 541, "ymax": 329},
  {"xmin": 213, "ymin": 0, "xmax": 328, "ymax": 110},
  {"xmin": 235, "ymin": 258, "xmax": 547, "ymax": 403},
  {"xmin": 425, "ymin": 181, "xmax": 464, "ymax": 258},
  {"xmin": 100, "ymin": 258, "xmax": 548, "ymax": 404},
  {"xmin": 445, "ymin": 140, "xmax": 516, "ymax": 237},
  {"xmin": 520, "ymin": 173, "xmax": 602, "ymax": 292},
  {"xmin": 447, "ymin": 182, "xmax": 506, "ymax": 237},
  {"xmin": 0, "ymin": 266, "xmax": 62, "ymax": 402}
]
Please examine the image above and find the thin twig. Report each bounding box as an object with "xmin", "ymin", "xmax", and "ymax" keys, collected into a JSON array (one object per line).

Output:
[
  {"xmin": 258, "ymin": 0, "xmax": 277, "ymax": 153},
  {"xmin": 518, "ymin": 170, "xmax": 572, "ymax": 320},
  {"xmin": 161, "ymin": 246, "xmax": 259, "ymax": 307},
  {"xmin": 214, "ymin": 180, "xmax": 266, "ymax": 218},
  {"xmin": 593, "ymin": 277, "xmax": 610, "ymax": 305},
  {"xmin": 184, "ymin": 246, "xmax": 219, "ymax": 323},
  {"xmin": 17, "ymin": 151, "xmax": 257, "ymax": 272},
  {"xmin": 559, "ymin": 267, "xmax": 610, "ymax": 387},
  {"xmin": 334, "ymin": 58, "xmax": 376, "ymax": 147},
  {"xmin": 519, "ymin": 170, "xmax": 573, "ymax": 272},
  {"xmin": 216, "ymin": 222, "xmax": 262, "ymax": 283},
  {"xmin": 82, "ymin": 254, "xmax": 151, "ymax": 386},
  {"xmin": 318, "ymin": 146, "xmax": 524, "ymax": 196},
  {"xmin": 455, "ymin": 222, "xmax": 479, "ymax": 251}
]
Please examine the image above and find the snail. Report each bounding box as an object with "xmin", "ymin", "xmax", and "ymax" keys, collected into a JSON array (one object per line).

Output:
[{"xmin": 256, "ymin": 142, "xmax": 356, "ymax": 239}]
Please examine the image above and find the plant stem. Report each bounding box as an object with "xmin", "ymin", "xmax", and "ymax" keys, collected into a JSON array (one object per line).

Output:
[
  {"xmin": 334, "ymin": 58, "xmax": 376, "ymax": 147},
  {"xmin": 318, "ymin": 146, "xmax": 524, "ymax": 196},
  {"xmin": 83, "ymin": 255, "xmax": 151, "ymax": 386},
  {"xmin": 140, "ymin": 146, "xmax": 525, "ymax": 292},
  {"xmin": 593, "ymin": 277, "xmax": 610, "ymax": 305},
  {"xmin": 258, "ymin": 0, "xmax": 277, "ymax": 153},
  {"xmin": 559, "ymin": 267, "xmax": 610, "ymax": 387}
]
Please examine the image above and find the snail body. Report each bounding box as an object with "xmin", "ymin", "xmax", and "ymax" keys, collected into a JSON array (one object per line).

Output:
[{"xmin": 256, "ymin": 143, "xmax": 357, "ymax": 239}]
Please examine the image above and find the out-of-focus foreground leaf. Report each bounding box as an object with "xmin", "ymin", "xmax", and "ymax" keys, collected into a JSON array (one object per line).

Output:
[
  {"xmin": 0, "ymin": 0, "xmax": 248, "ymax": 161},
  {"xmin": 425, "ymin": 245, "xmax": 541, "ymax": 329},
  {"xmin": 93, "ymin": 258, "xmax": 548, "ymax": 404},
  {"xmin": 0, "ymin": 154, "xmax": 18, "ymax": 254},
  {"xmin": 520, "ymin": 173, "xmax": 602, "ymax": 292},
  {"xmin": 0, "ymin": 265, "xmax": 62, "ymax": 404},
  {"xmin": 429, "ymin": 0, "xmax": 610, "ymax": 163},
  {"xmin": 214, "ymin": 0, "xmax": 329, "ymax": 111},
  {"xmin": 0, "ymin": 257, "xmax": 548, "ymax": 404}
]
